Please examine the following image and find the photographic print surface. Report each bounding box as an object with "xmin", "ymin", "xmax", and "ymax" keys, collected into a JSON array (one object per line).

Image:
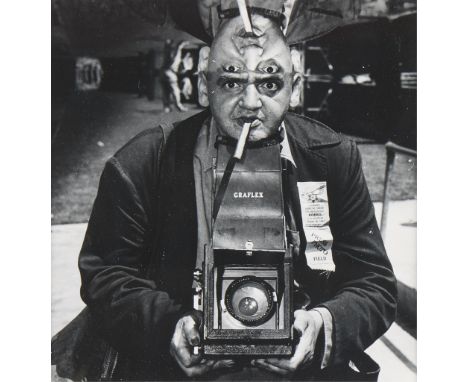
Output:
[{"xmin": 52, "ymin": 1, "xmax": 416, "ymax": 381}]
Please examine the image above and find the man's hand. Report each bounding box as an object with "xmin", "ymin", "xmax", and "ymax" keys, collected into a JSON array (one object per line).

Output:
[
  {"xmin": 252, "ymin": 309, "xmax": 324, "ymax": 375},
  {"xmin": 169, "ymin": 311, "xmax": 235, "ymax": 377}
]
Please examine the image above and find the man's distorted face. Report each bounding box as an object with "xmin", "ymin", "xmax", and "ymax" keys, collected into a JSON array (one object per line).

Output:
[{"xmin": 206, "ymin": 15, "xmax": 295, "ymax": 141}]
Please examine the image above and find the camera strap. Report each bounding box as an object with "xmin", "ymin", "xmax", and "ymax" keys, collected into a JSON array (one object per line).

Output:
[{"xmin": 212, "ymin": 154, "xmax": 236, "ymax": 222}]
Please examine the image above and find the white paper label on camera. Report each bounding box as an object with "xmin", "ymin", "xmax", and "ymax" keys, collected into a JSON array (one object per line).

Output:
[{"xmin": 297, "ymin": 182, "xmax": 335, "ymax": 272}]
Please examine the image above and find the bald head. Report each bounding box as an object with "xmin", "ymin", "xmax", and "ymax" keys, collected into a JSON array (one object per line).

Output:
[{"xmin": 198, "ymin": 14, "xmax": 301, "ymax": 141}]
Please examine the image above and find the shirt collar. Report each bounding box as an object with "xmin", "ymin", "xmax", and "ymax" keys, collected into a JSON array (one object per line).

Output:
[
  {"xmin": 280, "ymin": 122, "xmax": 297, "ymax": 168},
  {"xmin": 194, "ymin": 118, "xmax": 297, "ymax": 172}
]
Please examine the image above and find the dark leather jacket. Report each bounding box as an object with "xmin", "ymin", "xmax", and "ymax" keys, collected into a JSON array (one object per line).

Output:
[{"xmin": 73, "ymin": 110, "xmax": 396, "ymax": 380}]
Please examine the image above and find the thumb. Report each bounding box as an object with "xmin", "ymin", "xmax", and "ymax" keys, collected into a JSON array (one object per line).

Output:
[
  {"xmin": 183, "ymin": 316, "xmax": 201, "ymax": 347},
  {"xmin": 212, "ymin": 359, "xmax": 237, "ymax": 371},
  {"xmin": 293, "ymin": 310, "xmax": 309, "ymax": 336}
]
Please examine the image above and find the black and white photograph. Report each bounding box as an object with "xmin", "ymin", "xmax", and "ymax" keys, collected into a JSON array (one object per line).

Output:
[{"xmin": 50, "ymin": 1, "xmax": 417, "ymax": 381}]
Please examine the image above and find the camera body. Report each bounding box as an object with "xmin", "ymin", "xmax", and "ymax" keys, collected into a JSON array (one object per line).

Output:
[{"xmin": 201, "ymin": 141, "xmax": 293, "ymax": 356}]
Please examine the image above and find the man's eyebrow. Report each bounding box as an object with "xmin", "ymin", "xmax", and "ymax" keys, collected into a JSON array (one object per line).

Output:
[
  {"xmin": 218, "ymin": 71, "xmax": 285, "ymax": 78},
  {"xmin": 217, "ymin": 74, "xmax": 249, "ymax": 83},
  {"xmin": 216, "ymin": 73, "xmax": 286, "ymax": 86}
]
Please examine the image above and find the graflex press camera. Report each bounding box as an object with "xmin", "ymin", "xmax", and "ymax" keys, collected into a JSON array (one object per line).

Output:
[{"xmin": 195, "ymin": 123, "xmax": 294, "ymax": 357}]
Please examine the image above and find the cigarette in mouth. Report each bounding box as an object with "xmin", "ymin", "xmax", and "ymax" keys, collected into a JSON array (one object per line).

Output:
[
  {"xmin": 234, "ymin": 120, "xmax": 260, "ymax": 160},
  {"xmin": 234, "ymin": 122, "xmax": 252, "ymax": 160},
  {"xmin": 236, "ymin": 0, "xmax": 253, "ymax": 33}
]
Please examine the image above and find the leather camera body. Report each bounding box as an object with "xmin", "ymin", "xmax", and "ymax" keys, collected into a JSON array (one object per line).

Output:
[{"xmin": 201, "ymin": 140, "xmax": 293, "ymax": 357}]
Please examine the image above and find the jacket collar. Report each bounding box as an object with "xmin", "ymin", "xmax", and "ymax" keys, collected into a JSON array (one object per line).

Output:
[{"xmin": 284, "ymin": 112, "xmax": 342, "ymax": 150}]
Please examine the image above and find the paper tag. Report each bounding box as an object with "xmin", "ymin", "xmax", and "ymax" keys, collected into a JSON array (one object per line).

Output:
[
  {"xmin": 304, "ymin": 227, "xmax": 335, "ymax": 272},
  {"xmin": 297, "ymin": 182, "xmax": 335, "ymax": 272},
  {"xmin": 297, "ymin": 181, "xmax": 329, "ymax": 227}
]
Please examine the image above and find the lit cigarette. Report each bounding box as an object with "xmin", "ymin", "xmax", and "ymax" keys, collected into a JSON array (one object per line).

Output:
[
  {"xmin": 236, "ymin": 0, "xmax": 252, "ymax": 33},
  {"xmin": 234, "ymin": 122, "xmax": 251, "ymax": 160}
]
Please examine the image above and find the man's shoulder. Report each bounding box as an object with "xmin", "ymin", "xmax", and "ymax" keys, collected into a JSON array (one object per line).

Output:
[
  {"xmin": 285, "ymin": 112, "xmax": 343, "ymax": 150},
  {"xmin": 166, "ymin": 109, "xmax": 211, "ymax": 144},
  {"xmin": 110, "ymin": 110, "xmax": 210, "ymax": 174},
  {"xmin": 111, "ymin": 127, "xmax": 164, "ymax": 170},
  {"xmin": 284, "ymin": 112, "xmax": 359, "ymax": 177}
]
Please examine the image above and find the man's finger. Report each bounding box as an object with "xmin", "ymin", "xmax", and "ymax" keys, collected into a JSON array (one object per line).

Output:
[
  {"xmin": 173, "ymin": 358, "xmax": 210, "ymax": 377},
  {"xmin": 170, "ymin": 319, "xmax": 201, "ymax": 367},
  {"xmin": 176, "ymin": 358, "xmax": 236, "ymax": 378},
  {"xmin": 183, "ymin": 316, "xmax": 201, "ymax": 346},
  {"xmin": 293, "ymin": 310, "xmax": 309, "ymax": 335},
  {"xmin": 174, "ymin": 358, "xmax": 215, "ymax": 377},
  {"xmin": 201, "ymin": 359, "xmax": 216, "ymax": 367},
  {"xmin": 289, "ymin": 328, "xmax": 312, "ymax": 369},
  {"xmin": 264, "ymin": 357, "xmax": 297, "ymax": 371},
  {"xmin": 170, "ymin": 339, "xmax": 195, "ymax": 368},
  {"xmin": 255, "ymin": 325, "xmax": 314, "ymax": 373},
  {"xmin": 212, "ymin": 359, "xmax": 237, "ymax": 370},
  {"xmin": 253, "ymin": 359, "xmax": 289, "ymax": 375}
]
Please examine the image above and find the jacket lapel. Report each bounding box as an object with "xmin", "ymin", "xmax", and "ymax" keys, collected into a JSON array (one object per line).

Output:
[
  {"xmin": 284, "ymin": 113, "xmax": 341, "ymax": 300},
  {"xmin": 156, "ymin": 110, "xmax": 210, "ymax": 306},
  {"xmin": 284, "ymin": 112, "xmax": 341, "ymax": 182}
]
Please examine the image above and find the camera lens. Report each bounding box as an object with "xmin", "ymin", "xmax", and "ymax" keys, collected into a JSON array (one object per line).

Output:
[
  {"xmin": 238, "ymin": 297, "xmax": 259, "ymax": 316},
  {"xmin": 225, "ymin": 276, "xmax": 275, "ymax": 325}
]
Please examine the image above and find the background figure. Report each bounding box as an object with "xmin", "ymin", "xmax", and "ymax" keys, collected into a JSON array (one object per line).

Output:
[
  {"xmin": 180, "ymin": 76, "xmax": 193, "ymax": 100},
  {"xmin": 160, "ymin": 40, "xmax": 189, "ymax": 112},
  {"xmin": 181, "ymin": 51, "xmax": 194, "ymax": 72},
  {"xmin": 180, "ymin": 51, "xmax": 194, "ymax": 100}
]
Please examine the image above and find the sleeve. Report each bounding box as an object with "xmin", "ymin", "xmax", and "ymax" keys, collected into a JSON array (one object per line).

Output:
[
  {"xmin": 78, "ymin": 156, "xmax": 188, "ymax": 361},
  {"xmin": 319, "ymin": 140, "xmax": 397, "ymax": 366}
]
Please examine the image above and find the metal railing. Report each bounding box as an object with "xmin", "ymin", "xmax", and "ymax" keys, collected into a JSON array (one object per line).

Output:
[
  {"xmin": 380, "ymin": 141, "xmax": 417, "ymax": 241},
  {"xmin": 380, "ymin": 141, "xmax": 418, "ymax": 342}
]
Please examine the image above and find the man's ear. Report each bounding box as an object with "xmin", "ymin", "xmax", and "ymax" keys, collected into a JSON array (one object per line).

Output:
[
  {"xmin": 289, "ymin": 48, "xmax": 303, "ymax": 108},
  {"xmin": 290, "ymin": 73, "xmax": 302, "ymax": 108},
  {"xmin": 197, "ymin": 46, "xmax": 210, "ymax": 107}
]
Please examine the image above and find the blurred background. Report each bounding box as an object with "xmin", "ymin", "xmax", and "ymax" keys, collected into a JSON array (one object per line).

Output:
[{"xmin": 52, "ymin": 1, "xmax": 416, "ymax": 381}]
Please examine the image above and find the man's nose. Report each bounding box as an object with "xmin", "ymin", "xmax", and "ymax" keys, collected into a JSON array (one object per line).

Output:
[{"xmin": 239, "ymin": 84, "xmax": 262, "ymax": 110}]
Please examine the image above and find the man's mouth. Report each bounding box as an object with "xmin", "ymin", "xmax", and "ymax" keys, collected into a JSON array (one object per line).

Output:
[
  {"xmin": 237, "ymin": 27, "xmax": 264, "ymax": 39},
  {"xmin": 237, "ymin": 117, "xmax": 261, "ymax": 126}
]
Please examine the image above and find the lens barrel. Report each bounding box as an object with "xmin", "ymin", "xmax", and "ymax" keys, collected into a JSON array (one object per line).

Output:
[{"xmin": 225, "ymin": 276, "xmax": 275, "ymax": 325}]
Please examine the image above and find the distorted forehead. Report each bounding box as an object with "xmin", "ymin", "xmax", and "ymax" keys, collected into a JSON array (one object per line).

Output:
[{"xmin": 208, "ymin": 14, "xmax": 292, "ymax": 73}]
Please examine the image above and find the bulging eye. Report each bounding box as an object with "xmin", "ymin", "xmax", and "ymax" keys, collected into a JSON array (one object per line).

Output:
[
  {"xmin": 261, "ymin": 65, "xmax": 279, "ymax": 74},
  {"xmin": 224, "ymin": 81, "xmax": 241, "ymax": 89},
  {"xmin": 260, "ymin": 81, "xmax": 279, "ymax": 91},
  {"xmin": 224, "ymin": 64, "xmax": 241, "ymax": 73}
]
